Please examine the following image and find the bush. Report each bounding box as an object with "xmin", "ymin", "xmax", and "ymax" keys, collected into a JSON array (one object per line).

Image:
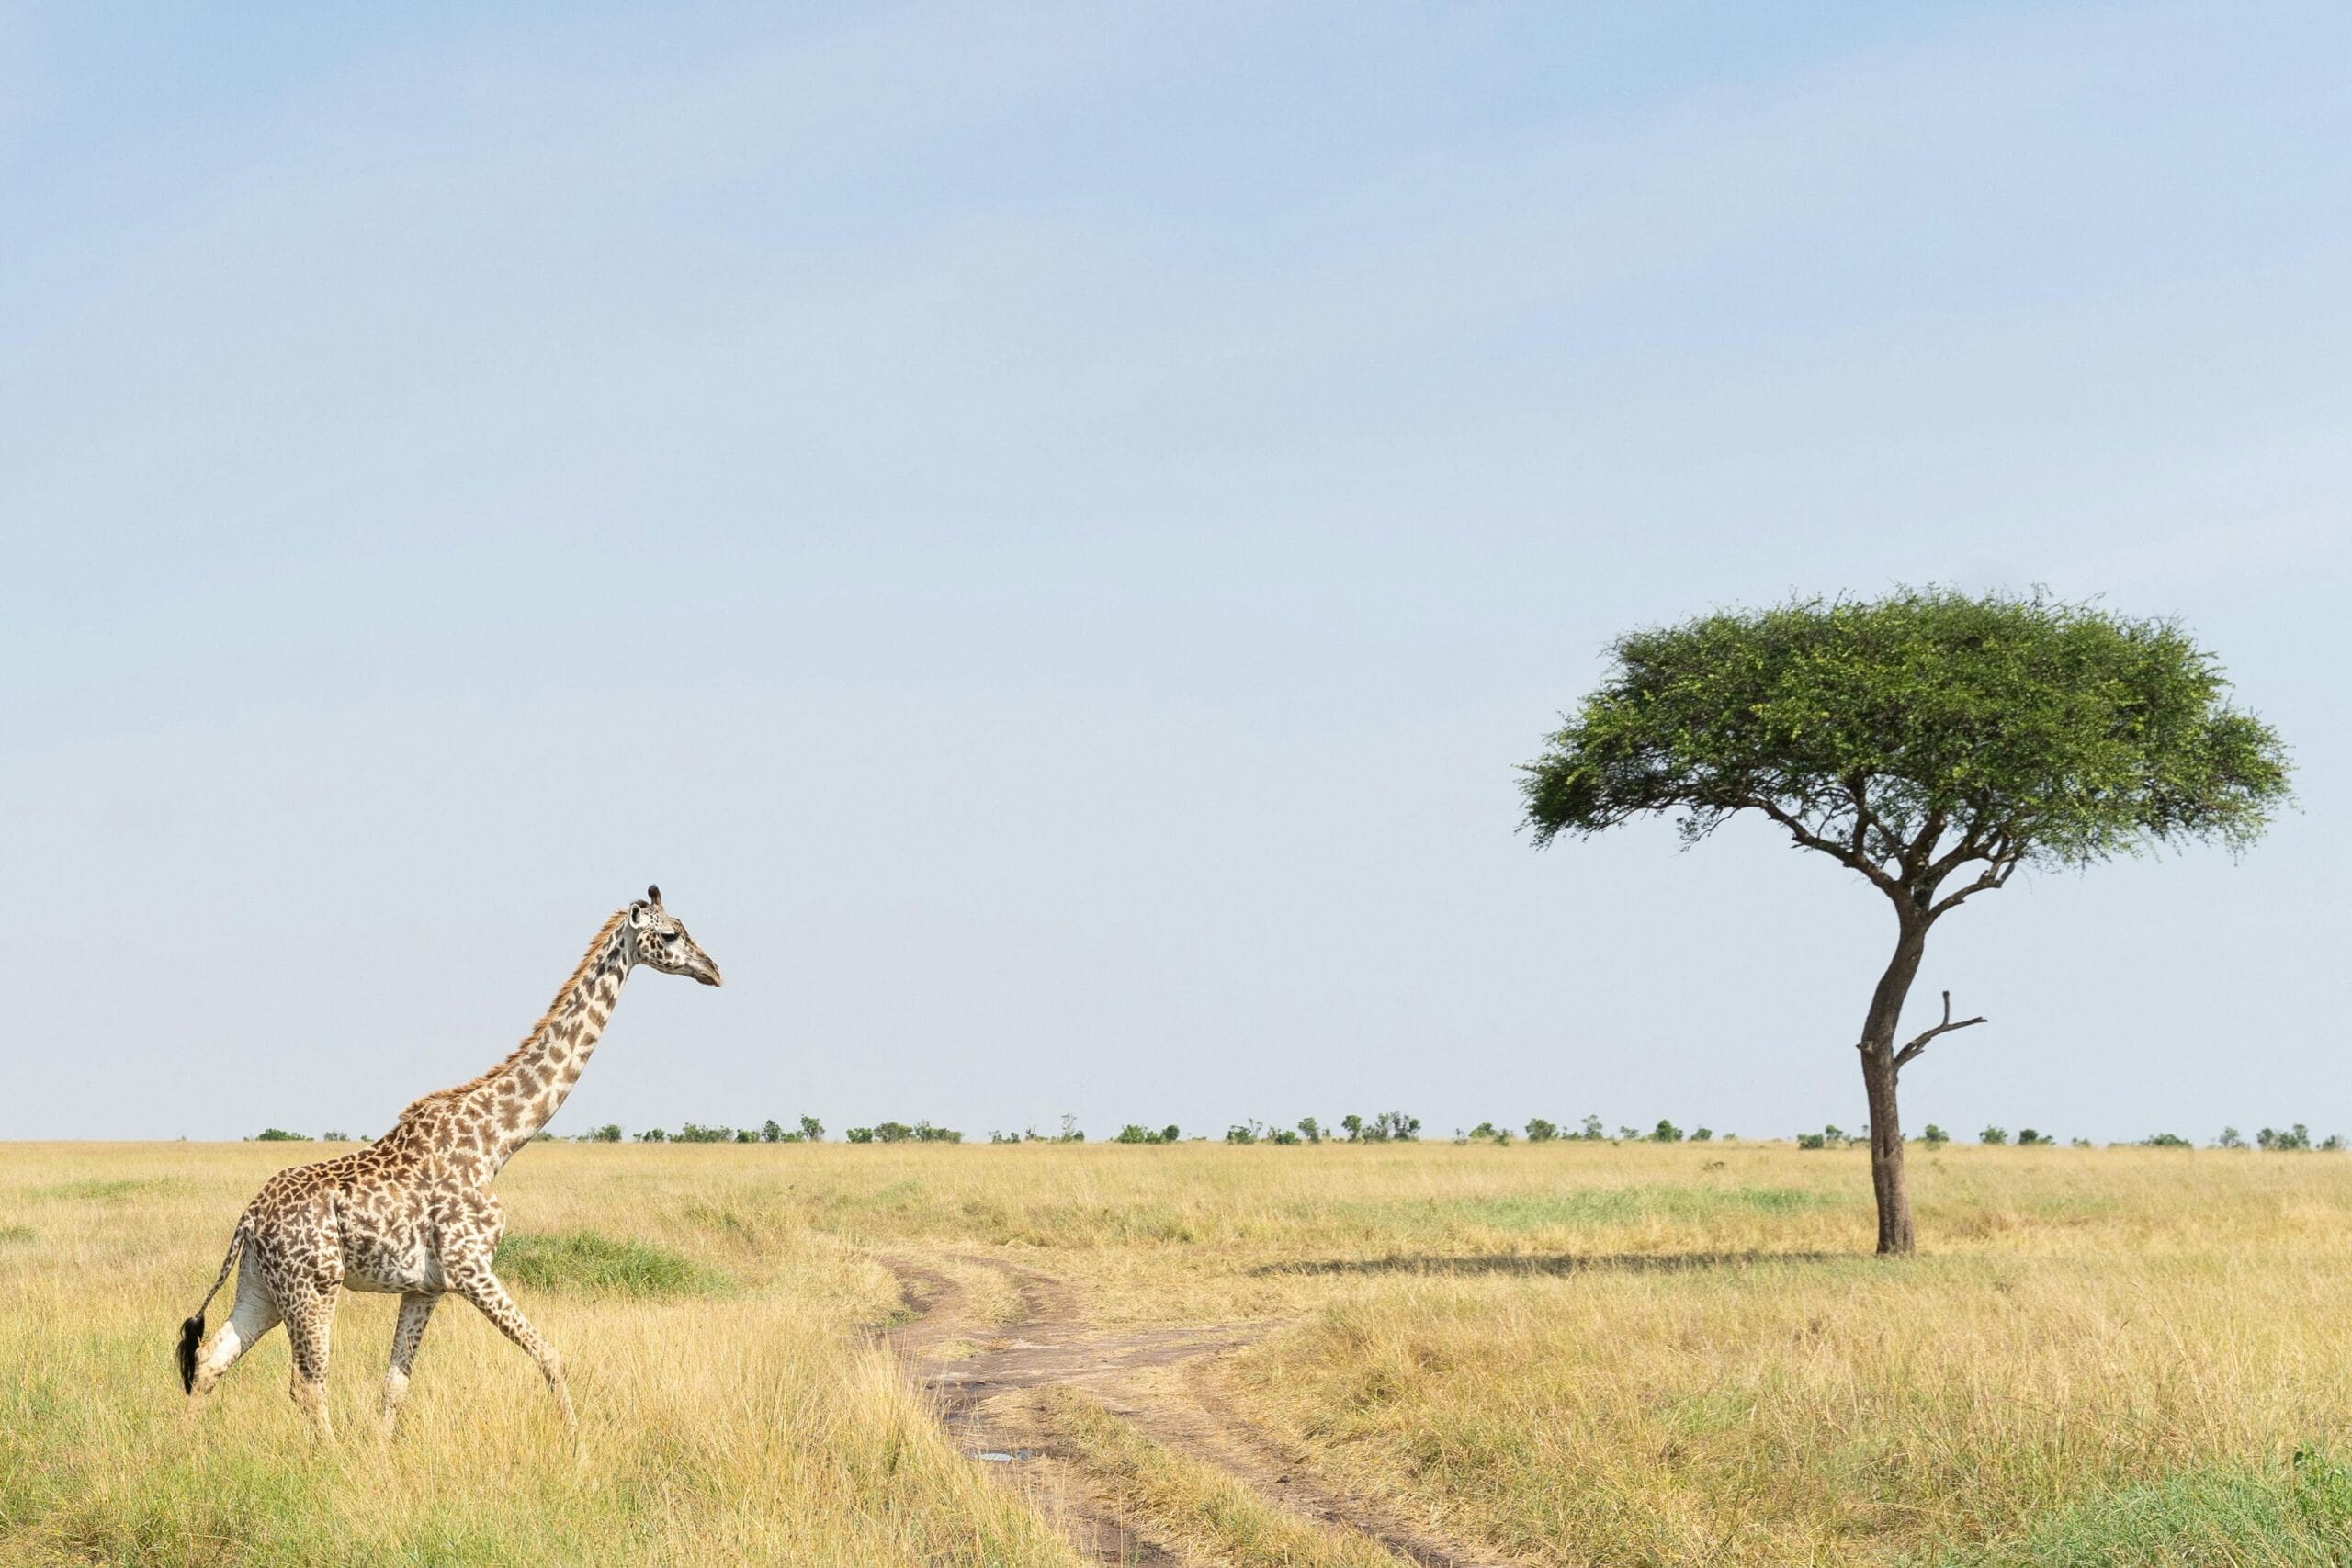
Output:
[
  {"xmin": 2217, "ymin": 1126, "xmax": 2247, "ymax": 1149},
  {"xmin": 1337, "ymin": 1111, "xmax": 1421, "ymax": 1143},
  {"xmin": 1980, "ymin": 1126, "xmax": 2008, "ymax": 1145},
  {"xmin": 1796, "ymin": 1133, "xmax": 1826, "ymax": 1151},
  {"xmin": 1524, "ymin": 1118, "xmax": 1558, "ymax": 1143},
  {"xmin": 1919, "ymin": 1124, "xmax": 1950, "ymax": 1147},
  {"xmin": 847, "ymin": 1120, "xmax": 963, "ymax": 1144},
  {"xmin": 585, "ymin": 1123, "xmax": 624, "ymax": 1143},
  {"xmin": 2143, "ymin": 1132, "xmax": 2192, "ymax": 1147},
  {"xmin": 673, "ymin": 1122, "xmax": 738, "ymax": 1143},
  {"xmin": 252, "ymin": 1129, "xmax": 310, "ymax": 1142},
  {"xmin": 2323, "ymin": 1134, "xmax": 2346, "ymax": 1152},
  {"xmin": 636, "ymin": 1128, "xmax": 668, "ymax": 1142},
  {"xmin": 320, "ymin": 1130, "xmax": 350, "ymax": 1142},
  {"xmin": 1295, "ymin": 1118, "xmax": 1319, "ymax": 1144},
  {"xmin": 1224, "ymin": 1122, "xmax": 1259, "ymax": 1145},
  {"xmin": 2017, "ymin": 1128, "xmax": 2050, "ymax": 1146},
  {"xmin": 1467, "ymin": 1122, "xmax": 1511, "ymax": 1145},
  {"xmin": 1113, "ymin": 1124, "xmax": 1160, "ymax": 1144},
  {"xmin": 753, "ymin": 1116, "xmax": 824, "ymax": 1143},
  {"xmin": 1269, "ymin": 1128, "xmax": 1301, "ymax": 1145},
  {"xmin": 1690, "ymin": 1127, "xmax": 1713, "ymax": 1142},
  {"xmin": 2258, "ymin": 1124, "xmax": 2313, "ymax": 1151},
  {"xmin": 1577, "ymin": 1115, "xmax": 1606, "ymax": 1140},
  {"xmin": 1650, "ymin": 1120, "xmax": 1683, "ymax": 1143}
]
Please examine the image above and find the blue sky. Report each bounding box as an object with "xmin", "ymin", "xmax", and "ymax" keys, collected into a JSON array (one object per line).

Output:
[{"xmin": 3, "ymin": 2, "xmax": 2346, "ymax": 1143}]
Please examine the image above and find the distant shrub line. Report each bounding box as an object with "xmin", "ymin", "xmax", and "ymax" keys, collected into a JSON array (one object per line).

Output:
[
  {"xmin": 241, "ymin": 1115, "xmax": 2349, "ymax": 1150},
  {"xmin": 1799, "ymin": 1122, "xmax": 2346, "ymax": 1151}
]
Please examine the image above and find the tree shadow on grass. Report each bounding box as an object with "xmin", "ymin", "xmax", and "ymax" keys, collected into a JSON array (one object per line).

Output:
[{"xmin": 1251, "ymin": 1250, "xmax": 1846, "ymax": 1278}]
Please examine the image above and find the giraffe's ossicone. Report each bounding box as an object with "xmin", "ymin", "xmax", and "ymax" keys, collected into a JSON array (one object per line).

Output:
[{"xmin": 176, "ymin": 886, "xmax": 722, "ymax": 1442}]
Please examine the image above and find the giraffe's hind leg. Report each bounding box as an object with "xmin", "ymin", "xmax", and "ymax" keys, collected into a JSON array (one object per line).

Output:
[
  {"xmin": 446, "ymin": 1253, "xmax": 576, "ymax": 1438},
  {"xmin": 187, "ymin": 1257, "xmax": 281, "ymax": 1404},
  {"xmin": 379, "ymin": 1291, "xmax": 437, "ymax": 1438},
  {"xmin": 280, "ymin": 1283, "xmax": 340, "ymax": 1442}
]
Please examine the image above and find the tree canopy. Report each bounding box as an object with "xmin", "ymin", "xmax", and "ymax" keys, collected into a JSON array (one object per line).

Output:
[{"xmin": 1521, "ymin": 589, "xmax": 2290, "ymax": 912}]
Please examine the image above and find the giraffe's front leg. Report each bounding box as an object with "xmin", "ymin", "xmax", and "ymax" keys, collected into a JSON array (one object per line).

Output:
[
  {"xmin": 380, "ymin": 1291, "xmax": 438, "ymax": 1438},
  {"xmin": 445, "ymin": 1254, "xmax": 576, "ymax": 1441}
]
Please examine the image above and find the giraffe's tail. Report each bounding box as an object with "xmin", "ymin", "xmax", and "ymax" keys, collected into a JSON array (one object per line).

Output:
[{"xmin": 179, "ymin": 1223, "xmax": 247, "ymax": 1393}]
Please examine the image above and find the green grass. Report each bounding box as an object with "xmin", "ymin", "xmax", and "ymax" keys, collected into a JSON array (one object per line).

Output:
[
  {"xmin": 495, "ymin": 1229, "xmax": 729, "ymax": 1298},
  {"xmin": 0, "ymin": 1224, "xmax": 31, "ymax": 1244},
  {"xmin": 1927, "ymin": 1449, "xmax": 2352, "ymax": 1566}
]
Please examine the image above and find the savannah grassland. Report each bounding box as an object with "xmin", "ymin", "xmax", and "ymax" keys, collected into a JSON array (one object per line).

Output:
[{"xmin": 4, "ymin": 1139, "xmax": 2349, "ymax": 1567}]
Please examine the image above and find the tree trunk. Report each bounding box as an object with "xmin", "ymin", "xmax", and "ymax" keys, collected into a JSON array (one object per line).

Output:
[{"xmin": 1859, "ymin": 919, "xmax": 1928, "ymax": 1256}]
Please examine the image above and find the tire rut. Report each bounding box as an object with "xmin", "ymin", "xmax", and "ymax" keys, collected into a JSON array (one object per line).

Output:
[
  {"xmin": 886, "ymin": 1259, "xmax": 1185, "ymax": 1564},
  {"xmin": 880, "ymin": 1255, "xmax": 1506, "ymax": 1568}
]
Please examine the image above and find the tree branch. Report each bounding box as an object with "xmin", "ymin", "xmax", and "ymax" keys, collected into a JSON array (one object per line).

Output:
[
  {"xmin": 1928, "ymin": 845, "xmax": 2019, "ymax": 919},
  {"xmin": 1893, "ymin": 989, "xmax": 1988, "ymax": 1073},
  {"xmin": 1751, "ymin": 797, "xmax": 1902, "ymax": 895},
  {"xmin": 1903, "ymin": 805, "xmax": 1951, "ymax": 880},
  {"xmin": 1924, "ymin": 821, "xmax": 1988, "ymax": 885},
  {"xmin": 1844, "ymin": 773, "xmax": 1882, "ymax": 866}
]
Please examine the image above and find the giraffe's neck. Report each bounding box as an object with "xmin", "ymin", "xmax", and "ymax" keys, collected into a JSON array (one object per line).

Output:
[{"xmin": 467, "ymin": 913, "xmax": 633, "ymax": 1176}]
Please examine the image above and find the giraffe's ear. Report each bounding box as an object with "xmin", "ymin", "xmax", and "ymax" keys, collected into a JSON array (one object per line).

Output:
[{"xmin": 647, "ymin": 885, "xmax": 663, "ymax": 908}]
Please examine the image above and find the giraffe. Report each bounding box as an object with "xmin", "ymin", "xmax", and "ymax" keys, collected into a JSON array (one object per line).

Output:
[{"xmin": 176, "ymin": 886, "xmax": 721, "ymax": 1441}]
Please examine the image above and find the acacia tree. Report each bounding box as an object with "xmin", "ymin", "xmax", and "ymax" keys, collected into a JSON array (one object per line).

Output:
[{"xmin": 1521, "ymin": 590, "xmax": 2290, "ymax": 1254}]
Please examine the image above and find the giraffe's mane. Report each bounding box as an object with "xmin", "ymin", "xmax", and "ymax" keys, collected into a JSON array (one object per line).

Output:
[{"xmin": 385, "ymin": 907, "xmax": 632, "ymax": 1125}]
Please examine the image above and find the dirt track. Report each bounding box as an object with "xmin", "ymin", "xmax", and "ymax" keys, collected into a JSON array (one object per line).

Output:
[{"xmin": 882, "ymin": 1256, "xmax": 1500, "ymax": 1567}]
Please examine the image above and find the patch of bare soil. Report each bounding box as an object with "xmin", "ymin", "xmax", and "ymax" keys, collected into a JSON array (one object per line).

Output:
[{"xmin": 881, "ymin": 1256, "xmax": 1504, "ymax": 1568}]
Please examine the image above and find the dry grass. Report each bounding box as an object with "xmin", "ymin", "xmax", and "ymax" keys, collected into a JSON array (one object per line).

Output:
[
  {"xmin": 4, "ymin": 1138, "xmax": 2348, "ymax": 1564},
  {"xmin": 1036, "ymin": 1387, "xmax": 1403, "ymax": 1567},
  {"xmin": 0, "ymin": 1142, "xmax": 1079, "ymax": 1568}
]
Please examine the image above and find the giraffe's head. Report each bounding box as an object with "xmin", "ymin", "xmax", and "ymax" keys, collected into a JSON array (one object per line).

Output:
[{"xmin": 628, "ymin": 885, "xmax": 723, "ymax": 987}]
